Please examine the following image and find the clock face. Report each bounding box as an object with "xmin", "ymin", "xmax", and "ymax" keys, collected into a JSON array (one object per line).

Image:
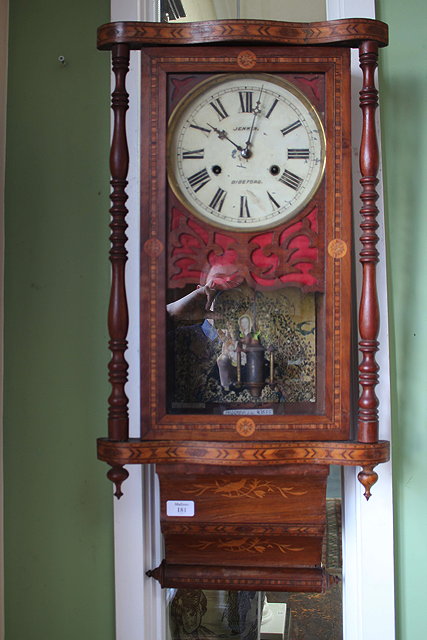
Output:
[{"xmin": 167, "ymin": 74, "xmax": 326, "ymax": 231}]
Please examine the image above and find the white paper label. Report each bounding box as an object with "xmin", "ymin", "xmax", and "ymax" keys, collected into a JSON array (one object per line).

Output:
[
  {"xmin": 223, "ymin": 408, "xmax": 273, "ymax": 415},
  {"xmin": 166, "ymin": 500, "xmax": 195, "ymax": 517}
]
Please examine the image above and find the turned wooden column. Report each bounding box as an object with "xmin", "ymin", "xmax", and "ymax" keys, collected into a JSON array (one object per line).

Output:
[
  {"xmin": 356, "ymin": 40, "xmax": 382, "ymax": 499},
  {"xmin": 107, "ymin": 43, "xmax": 131, "ymax": 497},
  {"xmin": 357, "ymin": 40, "xmax": 381, "ymax": 445}
]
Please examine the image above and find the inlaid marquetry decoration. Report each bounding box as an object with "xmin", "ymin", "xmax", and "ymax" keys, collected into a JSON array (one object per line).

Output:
[
  {"xmin": 97, "ymin": 17, "xmax": 389, "ymax": 592},
  {"xmin": 328, "ymin": 238, "xmax": 348, "ymax": 259},
  {"xmin": 235, "ymin": 417, "xmax": 256, "ymax": 437},
  {"xmin": 237, "ymin": 49, "xmax": 257, "ymax": 69},
  {"xmin": 190, "ymin": 538, "xmax": 305, "ymax": 555},
  {"xmin": 181, "ymin": 477, "xmax": 308, "ymax": 499}
]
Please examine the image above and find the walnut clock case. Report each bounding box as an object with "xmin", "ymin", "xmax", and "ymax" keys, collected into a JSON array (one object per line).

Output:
[{"xmin": 97, "ymin": 19, "xmax": 389, "ymax": 593}]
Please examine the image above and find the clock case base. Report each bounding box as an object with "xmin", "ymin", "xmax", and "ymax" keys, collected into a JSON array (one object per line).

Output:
[
  {"xmin": 97, "ymin": 18, "xmax": 389, "ymax": 593},
  {"xmin": 99, "ymin": 438, "xmax": 388, "ymax": 592},
  {"xmin": 155, "ymin": 464, "xmax": 329, "ymax": 592}
]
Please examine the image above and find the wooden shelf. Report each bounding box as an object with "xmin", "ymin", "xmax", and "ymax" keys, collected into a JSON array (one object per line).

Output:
[
  {"xmin": 98, "ymin": 437, "xmax": 389, "ymax": 467},
  {"xmin": 98, "ymin": 437, "xmax": 389, "ymax": 500}
]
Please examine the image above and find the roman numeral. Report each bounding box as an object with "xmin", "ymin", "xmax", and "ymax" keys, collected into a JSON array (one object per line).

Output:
[
  {"xmin": 189, "ymin": 124, "xmax": 211, "ymax": 134},
  {"xmin": 239, "ymin": 91, "xmax": 253, "ymax": 113},
  {"xmin": 182, "ymin": 149, "xmax": 205, "ymax": 160},
  {"xmin": 209, "ymin": 98, "xmax": 228, "ymax": 120},
  {"xmin": 239, "ymin": 195, "xmax": 251, "ymax": 218},
  {"xmin": 209, "ymin": 188, "xmax": 227, "ymax": 212},
  {"xmin": 265, "ymin": 99, "xmax": 278, "ymax": 119},
  {"xmin": 288, "ymin": 148, "xmax": 310, "ymax": 159},
  {"xmin": 281, "ymin": 120, "xmax": 302, "ymax": 136},
  {"xmin": 267, "ymin": 191, "xmax": 280, "ymax": 209},
  {"xmin": 279, "ymin": 169, "xmax": 303, "ymax": 191},
  {"xmin": 188, "ymin": 168, "xmax": 211, "ymax": 192}
]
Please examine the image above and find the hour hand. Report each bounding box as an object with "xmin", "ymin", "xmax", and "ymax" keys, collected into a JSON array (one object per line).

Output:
[{"xmin": 207, "ymin": 123, "xmax": 244, "ymax": 152}]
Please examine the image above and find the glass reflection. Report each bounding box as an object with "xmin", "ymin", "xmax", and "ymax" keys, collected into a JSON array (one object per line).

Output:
[
  {"xmin": 161, "ymin": 0, "xmax": 326, "ymax": 24},
  {"xmin": 167, "ymin": 276, "xmax": 317, "ymax": 414},
  {"xmin": 167, "ymin": 590, "xmax": 263, "ymax": 639}
]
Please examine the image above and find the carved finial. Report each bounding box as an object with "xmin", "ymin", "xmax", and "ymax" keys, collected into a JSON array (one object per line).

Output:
[
  {"xmin": 358, "ymin": 464, "xmax": 378, "ymax": 500},
  {"xmin": 320, "ymin": 569, "xmax": 342, "ymax": 592},
  {"xmin": 146, "ymin": 561, "xmax": 165, "ymax": 586},
  {"xmin": 107, "ymin": 465, "xmax": 129, "ymax": 499}
]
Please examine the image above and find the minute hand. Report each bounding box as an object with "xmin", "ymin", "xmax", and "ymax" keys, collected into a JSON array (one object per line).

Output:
[{"xmin": 242, "ymin": 86, "xmax": 264, "ymax": 158}]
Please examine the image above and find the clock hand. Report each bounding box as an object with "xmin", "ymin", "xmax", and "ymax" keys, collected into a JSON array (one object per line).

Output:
[
  {"xmin": 241, "ymin": 86, "xmax": 264, "ymax": 159},
  {"xmin": 207, "ymin": 123, "xmax": 244, "ymax": 152}
]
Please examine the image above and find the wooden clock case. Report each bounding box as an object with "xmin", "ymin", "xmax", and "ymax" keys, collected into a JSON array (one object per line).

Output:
[{"xmin": 97, "ymin": 18, "xmax": 389, "ymax": 593}]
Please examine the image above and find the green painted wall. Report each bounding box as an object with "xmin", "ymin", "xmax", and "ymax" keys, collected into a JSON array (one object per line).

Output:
[
  {"xmin": 4, "ymin": 1, "xmax": 114, "ymax": 638},
  {"xmin": 377, "ymin": 1, "xmax": 427, "ymax": 639}
]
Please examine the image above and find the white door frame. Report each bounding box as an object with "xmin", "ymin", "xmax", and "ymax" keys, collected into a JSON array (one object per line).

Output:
[{"xmin": 109, "ymin": 2, "xmax": 395, "ymax": 639}]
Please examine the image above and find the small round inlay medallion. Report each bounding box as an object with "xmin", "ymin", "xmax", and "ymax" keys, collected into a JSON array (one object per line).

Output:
[
  {"xmin": 237, "ymin": 50, "xmax": 257, "ymax": 69},
  {"xmin": 236, "ymin": 417, "xmax": 256, "ymax": 437},
  {"xmin": 328, "ymin": 238, "xmax": 347, "ymax": 259},
  {"xmin": 143, "ymin": 237, "xmax": 164, "ymax": 257}
]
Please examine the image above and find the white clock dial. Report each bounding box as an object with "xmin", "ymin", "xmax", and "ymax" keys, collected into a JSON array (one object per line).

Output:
[{"xmin": 167, "ymin": 74, "xmax": 326, "ymax": 231}]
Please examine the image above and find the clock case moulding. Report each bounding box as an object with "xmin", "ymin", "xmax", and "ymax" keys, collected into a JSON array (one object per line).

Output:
[{"xmin": 97, "ymin": 18, "xmax": 389, "ymax": 593}]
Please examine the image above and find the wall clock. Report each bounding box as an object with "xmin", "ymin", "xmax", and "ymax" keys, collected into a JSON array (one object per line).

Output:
[{"xmin": 97, "ymin": 18, "xmax": 389, "ymax": 593}]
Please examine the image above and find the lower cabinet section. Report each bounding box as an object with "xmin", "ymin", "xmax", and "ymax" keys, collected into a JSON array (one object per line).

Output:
[{"xmin": 148, "ymin": 463, "xmax": 336, "ymax": 592}]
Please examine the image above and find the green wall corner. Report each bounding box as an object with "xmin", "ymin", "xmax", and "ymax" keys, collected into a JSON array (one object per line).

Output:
[
  {"xmin": 378, "ymin": 1, "xmax": 427, "ymax": 639},
  {"xmin": 4, "ymin": 1, "xmax": 114, "ymax": 638}
]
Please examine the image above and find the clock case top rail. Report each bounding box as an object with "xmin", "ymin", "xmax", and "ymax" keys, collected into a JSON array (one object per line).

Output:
[{"xmin": 97, "ymin": 18, "xmax": 388, "ymax": 50}]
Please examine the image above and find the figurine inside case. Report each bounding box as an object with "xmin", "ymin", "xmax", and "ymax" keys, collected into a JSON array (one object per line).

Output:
[{"xmin": 167, "ymin": 266, "xmax": 323, "ymax": 416}]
